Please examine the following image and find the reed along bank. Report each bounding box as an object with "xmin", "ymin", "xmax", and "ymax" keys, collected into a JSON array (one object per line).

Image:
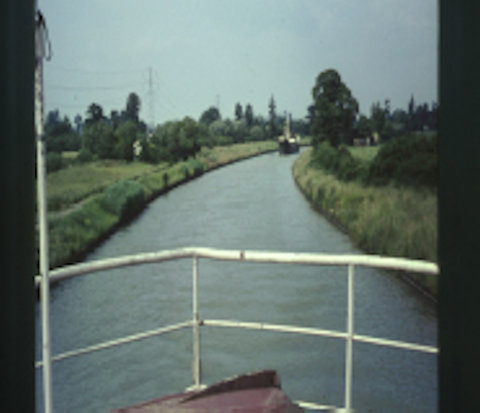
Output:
[{"xmin": 292, "ymin": 147, "xmax": 438, "ymax": 297}]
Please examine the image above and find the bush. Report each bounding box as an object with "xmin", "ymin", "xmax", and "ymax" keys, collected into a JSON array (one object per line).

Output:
[
  {"xmin": 367, "ymin": 134, "xmax": 437, "ymax": 188},
  {"xmin": 187, "ymin": 158, "xmax": 204, "ymax": 177},
  {"xmin": 102, "ymin": 179, "xmax": 145, "ymax": 220},
  {"xmin": 310, "ymin": 142, "xmax": 366, "ymax": 182},
  {"xmin": 46, "ymin": 152, "xmax": 64, "ymax": 173},
  {"xmin": 49, "ymin": 196, "xmax": 117, "ymax": 268},
  {"xmin": 77, "ymin": 148, "xmax": 94, "ymax": 163}
]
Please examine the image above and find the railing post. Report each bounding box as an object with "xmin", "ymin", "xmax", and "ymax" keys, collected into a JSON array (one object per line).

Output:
[
  {"xmin": 36, "ymin": 13, "xmax": 53, "ymax": 413},
  {"xmin": 344, "ymin": 264, "xmax": 355, "ymax": 412},
  {"xmin": 192, "ymin": 255, "xmax": 201, "ymax": 388}
]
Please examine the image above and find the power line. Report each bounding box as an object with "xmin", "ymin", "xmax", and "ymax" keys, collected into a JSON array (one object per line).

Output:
[
  {"xmin": 47, "ymin": 83, "xmax": 138, "ymax": 91},
  {"xmin": 46, "ymin": 64, "xmax": 139, "ymax": 76}
]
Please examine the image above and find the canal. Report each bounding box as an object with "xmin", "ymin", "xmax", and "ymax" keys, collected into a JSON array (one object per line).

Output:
[{"xmin": 36, "ymin": 150, "xmax": 437, "ymax": 412}]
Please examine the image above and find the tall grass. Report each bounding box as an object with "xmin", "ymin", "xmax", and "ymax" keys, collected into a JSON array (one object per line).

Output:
[
  {"xmin": 48, "ymin": 196, "xmax": 118, "ymax": 267},
  {"xmin": 293, "ymin": 149, "xmax": 438, "ymax": 295},
  {"xmin": 47, "ymin": 161, "xmax": 159, "ymax": 211},
  {"xmin": 198, "ymin": 141, "xmax": 276, "ymax": 169}
]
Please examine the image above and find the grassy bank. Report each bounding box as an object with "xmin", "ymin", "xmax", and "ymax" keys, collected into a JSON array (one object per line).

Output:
[
  {"xmin": 45, "ymin": 141, "xmax": 276, "ymax": 269},
  {"xmin": 293, "ymin": 148, "xmax": 438, "ymax": 297}
]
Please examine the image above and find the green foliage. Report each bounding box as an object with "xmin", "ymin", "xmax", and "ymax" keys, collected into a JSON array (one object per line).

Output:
[
  {"xmin": 249, "ymin": 125, "xmax": 267, "ymax": 141},
  {"xmin": 187, "ymin": 158, "xmax": 204, "ymax": 177},
  {"xmin": 102, "ymin": 179, "xmax": 145, "ymax": 220},
  {"xmin": 245, "ymin": 104, "xmax": 254, "ymax": 128},
  {"xmin": 47, "ymin": 161, "xmax": 155, "ymax": 211},
  {"xmin": 268, "ymin": 95, "xmax": 279, "ymax": 138},
  {"xmin": 138, "ymin": 136, "xmax": 155, "ymax": 163},
  {"xmin": 311, "ymin": 142, "xmax": 367, "ymax": 182},
  {"xmin": 207, "ymin": 119, "xmax": 235, "ymax": 145},
  {"xmin": 356, "ymin": 114, "xmax": 372, "ymax": 140},
  {"xmin": 81, "ymin": 117, "xmax": 143, "ymax": 162},
  {"xmin": 367, "ymin": 134, "xmax": 437, "ymax": 188},
  {"xmin": 114, "ymin": 120, "xmax": 138, "ymax": 161},
  {"xmin": 85, "ymin": 103, "xmax": 105, "ymax": 126},
  {"xmin": 49, "ymin": 196, "xmax": 118, "ymax": 267},
  {"xmin": 125, "ymin": 92, "xmax": 141, "ymax": 123},
  {"xmin": 151, "ymin": 117, "xmax": 202, "ymax": 163},
  {"xmin": 293, "ymin": 149, "xmax": 438, "ymax": 295},
  {"xmin": 82, "ymin": 121, "xmax": 112, "ymax": 157},
  {"xmin": 46, "ymin": 141, "xmax": 275, "ymax": 268},
  {"xmin": 310, "ymin": 69, "xmax": 359, "ymax": 147},
  {"xmin": 44, "ymin": 110, "xmax": 81, "ymax": 152},
  {"xmin": 234, "ymin": 102, "xmax": 243, "ymax": 120},
  {"xmin": 77, "ymin": 148, "xmax": 94, "ymax": 163},
  {"xmin": 46, "ymin": 152, "xmax": 64, "ymax": 173},
  {"xmin": 199, "ymin": 106, "xmax": 221, "ymax": 126}
]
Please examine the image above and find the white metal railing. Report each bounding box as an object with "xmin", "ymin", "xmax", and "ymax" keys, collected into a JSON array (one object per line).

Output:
[{"xmin": 35, "ymin": 247, "xmax": 439, "ymax": 412}]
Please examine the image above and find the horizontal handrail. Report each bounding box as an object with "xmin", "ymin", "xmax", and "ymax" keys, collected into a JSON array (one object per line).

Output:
[
  {"xmin": 35, "ymin": 320, "xmax": 192, "ymax": 368},
  {"xmin": 203, "ymin": 319, "xmax": 438, "ymax": 354},
  {"xmin": 37, "ymin": 247, "xmax": 438, "ymax": 412},
  {"xmin": 35, "ymin": 246, "xmax": 439, "ymax": 287}
]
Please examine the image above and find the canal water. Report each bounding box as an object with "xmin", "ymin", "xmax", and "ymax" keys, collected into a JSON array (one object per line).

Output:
[{"xmin": 35, "ymin": 150, "xmax": 437, "ymax": 412}]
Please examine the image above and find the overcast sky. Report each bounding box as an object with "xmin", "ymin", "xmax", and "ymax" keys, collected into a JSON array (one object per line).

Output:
[{"xmin": 39, "ymin": 0, "xmax": 438, "ymax": 126}]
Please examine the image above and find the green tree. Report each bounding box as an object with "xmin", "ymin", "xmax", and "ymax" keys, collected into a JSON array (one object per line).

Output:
[
  {"xmin": 44, "ymin": 110, "xmax": 80, "ymax": 152},
  {"xmin": 245, "ymin": 104, "xmax": 254, "ymax": 128},
  {"xmin": 391, "ymin": 109, "xmax": 409, "ymax": 136},
  {"xmin": 370, "ymin": 102, "xmax": 385, "ymax": 135},
  {"xmin": 310, "ymin": 69, "xmax": 359, "ymax": 147},
  {"xmin": 151, "ymin": 117, "xmax": 201, "ymax": 163},
  {"xmin": 199, "ymin": 106, "xmax": 221, "ymax": 126},
  {"xmin": 115, "ymin": 120, "xmax": 138, "ymax": 161},
  {"xmin": 356, "ymin": 115, "xmax": 372, "ymax": 140},
  {"xmin": 208, "ymin": 119, "xmax": 234, "ymax": 145},
  {"xmin": 110, "ymin": 110, "xmax": 122, "ymax": 129},
  {"xmin": 371, "ymin": 100, "xmax": 394, "ymax": 141},
  {"xmin": 268, "ymin": 95, "xmax": 278, "ymax": 138},
  {"xmin": 85, "ymin": 103, "xmax": 104, "ymax": 126},
  {"xmin": 74, "ymin": 114, "xmax": 83, "ymax": 134},
  {"xmin": 234, "ymin": 102, "xmax": 243, "ymax": 121},
  {"xmin": 82, "ymin": 121, "xmax": 115, "ymax": 159},
  {"xmin": 249, "ymin": 125, "xmax": 266, "ymax": 141},
  {"xmin": 139, "ymin": 136, "xmax": 154, "ymax": 163},
  {"xmin": 125, "ymin": 92, "xmax": 141, "ymax": 123},
  {"xmin": 231, "ymin": 120, "xmax": 247, "ymax": 143}
]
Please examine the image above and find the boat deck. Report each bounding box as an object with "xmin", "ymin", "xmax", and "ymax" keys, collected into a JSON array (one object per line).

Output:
[{"xmin": 112, "ymin": 370, "xmax": 304, "ymax": 412}]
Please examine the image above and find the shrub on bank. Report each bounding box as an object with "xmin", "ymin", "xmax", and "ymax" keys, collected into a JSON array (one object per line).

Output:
[
  {"xmin": 46, "ymin": 152, "xmax": 64, "ymax": 173},
  {"xmin": 49, "ymin": 196, "xmax": 117, "ymax": 267},
  {"xmin": 310, "ymin": 142, "xmax": 367, "ymax": 183},
  {"xmin": 367, "ymin": 134, "xmax": 437, "ymax": 188},
  {"xmin": 102, "ymin": 179, "xmax": 145, "ymax": 221},
  {"xmin": 311, "ymin": 134, "xmax": 437, "ymax": 190}
]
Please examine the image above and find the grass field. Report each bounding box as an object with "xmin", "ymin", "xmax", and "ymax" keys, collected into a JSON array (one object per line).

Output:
[
  {"xmin": 293, "ymin": 148, "xmax": 438, "ymax": 296},
  {"xmin": 47, "ymin": 160, "xmax": 164, "ymax": 211},
  {"xmin": 348, "ymin": 145, "xmax": 380, "ymax": 163},
  {"xmin": 197, "ymin": 141, "xmax": 276, "ymax": 169}
]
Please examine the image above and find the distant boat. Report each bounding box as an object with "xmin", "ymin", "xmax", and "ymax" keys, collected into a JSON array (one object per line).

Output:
[{"xmin": 278, "ymin": 115, "xmax": 299, "ymax": 154}]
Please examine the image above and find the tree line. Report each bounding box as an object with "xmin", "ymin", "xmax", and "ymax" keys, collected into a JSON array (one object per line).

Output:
[
  {"xmin": 44, "ymin": 67, "xmax": 436, "ymax": 173},
  {"xmin": 44, "ymin": 93, "xmax": 309, "ymax": 170},
  {"xmin": 308, "ymin": 68, "xmax": 438, "ymax": 190},
  {"xmin": 308, "ymin": 68, "xmax": 438, "ymax": 148}
]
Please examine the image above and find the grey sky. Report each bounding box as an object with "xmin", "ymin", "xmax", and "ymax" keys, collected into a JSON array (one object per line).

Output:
[{"xmin": 39, "ymin": 0, "xmax": 438, "ymax": 125}]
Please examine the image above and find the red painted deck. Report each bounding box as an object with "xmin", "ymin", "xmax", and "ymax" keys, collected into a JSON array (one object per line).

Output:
[{"xmin": 112, "ymin": 370, "xmax": 304, "ymax": 412}]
